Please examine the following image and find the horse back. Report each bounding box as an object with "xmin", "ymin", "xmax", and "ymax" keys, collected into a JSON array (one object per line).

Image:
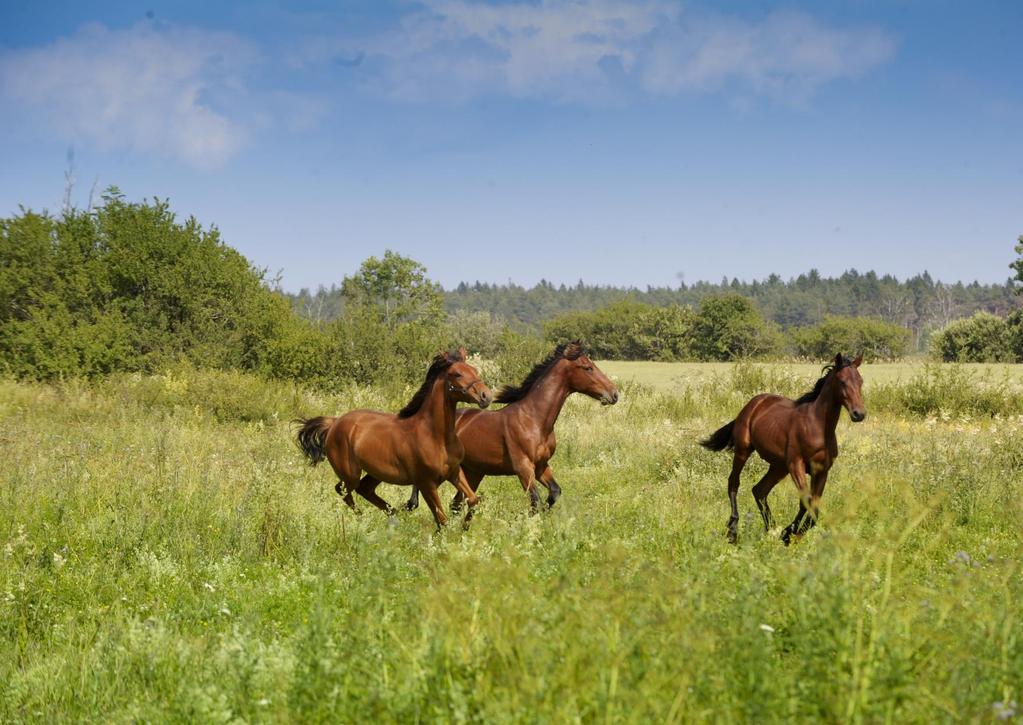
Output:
[{"xmin": 738, "ymin": 394, "xmax": 797, "ymax": 462}]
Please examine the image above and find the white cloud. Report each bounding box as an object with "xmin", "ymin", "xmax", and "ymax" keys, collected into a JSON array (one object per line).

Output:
[
  {"xmin": 346, "ymin": 0, "xmax": 895, "ymax": 105},
  {"xmin": 0, "ymin": 22, "xmax": 258, "ymax": 168}
]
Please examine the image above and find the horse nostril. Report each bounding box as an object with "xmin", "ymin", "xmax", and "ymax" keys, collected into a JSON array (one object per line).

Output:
[{"xmin": 611, "ymin": 391, "xmax": 619, "ymax": 404}]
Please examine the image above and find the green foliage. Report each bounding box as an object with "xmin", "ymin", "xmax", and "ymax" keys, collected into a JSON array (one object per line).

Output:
[
  {"xmin": 1, "ymin": 368, "xmax": 1020, "ymax": 721},
  {"xmin": 692, "ymin": 294, "xmax": 782, "ymax": 360},
  {"xmin": 544, "ymin": 300, "xmax": 697, "ymax": 360},
  {"xmin": 792, "ymin": 315, "xmax": 911, "ymax": 361},
  {"xmin": 929, "ymin": 312, "xmax": 1015, "ymax": 363},
  {"xmin": 341, "ymin": 250, "xmax": 444, "ymax": 328},
  {"xmin": 444, "ymin": 309, "xmax": 506, "ymax": 358},
  {"xmin": 296, "ymin": 268, "xmax": 1021, "ymax": 354},
  {"xmin": 0, "ymin": 194, "xmax": 300, "ymax": 379},
  {"xmin": 491, "ymin": 328, "xmax": 550, "ymax": 386},
  {"xmin": 869, "ymin": 363, "xmax": 1023, "ymax": 417},
  {"xmin": 1011, "ymin": 234, "xmax": 1023, "ymax": 292}
]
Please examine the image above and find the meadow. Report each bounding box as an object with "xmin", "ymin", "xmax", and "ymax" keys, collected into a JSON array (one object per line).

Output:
[{"xmin": 1, "ymin": 361, "xmax": 1021, "ymax": 722}]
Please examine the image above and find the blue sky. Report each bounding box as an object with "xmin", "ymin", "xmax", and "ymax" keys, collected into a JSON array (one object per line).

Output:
[{"xmin": 1, "ymin": 1, "xmax": 1021, "ymax": 291}]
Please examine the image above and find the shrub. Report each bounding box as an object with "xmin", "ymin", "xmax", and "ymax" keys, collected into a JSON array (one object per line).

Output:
[
  {"xmin": 792, "ymin": 316, "xmax": 910, "ymax": 362},
  {"xmin": 691, "ymin": 295, "xmax": 782, "ymax": 361},
  {"xmin": 0, "ymin": 193, "xmax": 301, "ymax": 379},
  {"xmin": 929, "ymin": 312, "xmax": 1014, "ymax": 362},
  {"xmin": 544, "ymin": 300, "xmax": 696, "ymax": 360}
]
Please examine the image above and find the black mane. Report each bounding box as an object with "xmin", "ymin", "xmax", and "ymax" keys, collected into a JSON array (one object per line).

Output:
[
  {"xmin": 495, "ymin": 341, "xmax": 584, "ymax": 404},
  {"xmin": 793, "ymin": 355, "xmax": 853, "ymax": 404},
  {"xmin": 398, "ymin": 352, "xmax": 456, "ymax": 418}
]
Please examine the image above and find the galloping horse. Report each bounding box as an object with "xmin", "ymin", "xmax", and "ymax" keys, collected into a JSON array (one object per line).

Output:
[
  {"xmin": 701, "ymin": 354, "xmax": 865, "ymax": 544},
  {"xmin": 296, "ymin": 348, "xmax": 493, "ymax": 528},
  {"xmin": 404, "ymin": 341, "xmax": 618, "ymax": 515}
]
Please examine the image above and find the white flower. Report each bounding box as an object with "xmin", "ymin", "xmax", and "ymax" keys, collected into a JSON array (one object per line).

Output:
[{"xmin": 759, "ymin": 624, "xmax": 775, "ymax": 633}]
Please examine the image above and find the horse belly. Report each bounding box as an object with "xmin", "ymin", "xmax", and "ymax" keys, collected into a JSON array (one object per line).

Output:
[
  {"xmin": 350, "ymin": 424, "xmax": 412, "ymax": 486},
  {"xmin": 460, "ymin": 430, "xmax": 512, "ymax": 476}
]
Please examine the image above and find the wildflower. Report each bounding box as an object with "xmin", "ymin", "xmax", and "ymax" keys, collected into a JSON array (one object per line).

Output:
[
  {"xmin": 52, "ymin": 552, "xmax": 66, "ymax": 570},
  {"xmin": 992, "ymin": 701, "xmax": 1017, "ymax": 720},
  {"xmin": 759, "ymin": 624, "xmax": 775, "ymax": 633},
  {"xmin": 203, "ymin": 582, "xmax": 215, "ymax": 592}
]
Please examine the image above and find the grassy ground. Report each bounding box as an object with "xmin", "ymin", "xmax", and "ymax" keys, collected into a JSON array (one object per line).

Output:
[
  {"xmin": 599, "ymin": 359, "xmax": 1023, "ymax": 393},
  {"xmin": 1, "ymin": 365, "xmax": 1021, "ymax": 722}
]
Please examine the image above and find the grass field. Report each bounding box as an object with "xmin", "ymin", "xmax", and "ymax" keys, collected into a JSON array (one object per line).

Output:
[
  {"xmin": 1, "ymin": 364, "xmax": 1021, "ymax": 722},
  {"xmin": 599, "ymin": 359, "xmax": 1023, "ymax": 393}
]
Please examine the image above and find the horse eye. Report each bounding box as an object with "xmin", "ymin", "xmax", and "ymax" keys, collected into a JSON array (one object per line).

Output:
[
  {"xmin": 585, "ymin": 366, "xmax": 593, "ymax": 372},
  {"xmin": 453, "ymin": 372, "xmax": 462, "ymax": 378}
]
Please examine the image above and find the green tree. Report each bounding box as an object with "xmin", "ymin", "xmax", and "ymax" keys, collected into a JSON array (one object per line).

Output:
[
  {"xmin": 792, "ymin": 316, "xmax": 910, "ymax": 362},
  {"xmin": 1012, "ymin": 234, "xmax": 1023, "ymax": 293},
  {"xmin": 341, "ymin": 251, "xmax": 444, "ymax": 328},
  {"xmin": 692, "ymin": 295, "xmax": 781, "ymax": 361},
  {"xmin": 929, "ymin": 312, "xmax": 1013, "ymax": 363},
  {"xmin": 0, "ymin": 192, "xmax": 305, "ymax": 380}
]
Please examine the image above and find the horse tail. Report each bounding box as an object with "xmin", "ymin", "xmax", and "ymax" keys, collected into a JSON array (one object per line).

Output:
[
  {"xmin": 701, "ymin": 420, "xmax": 735, "ymax": 452},
  {"xmin": 295, "ymin": 416, "xmax": 335, "ymax": 465}
]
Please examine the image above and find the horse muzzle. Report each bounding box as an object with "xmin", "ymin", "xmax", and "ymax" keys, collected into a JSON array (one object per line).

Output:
[
  {"xmin": 601, "ymin": 390, "xmax": 619, "ymax": 406},
  {"xmin": 850, "ymin": 409, "xmax": 866, "ymax": 422}
]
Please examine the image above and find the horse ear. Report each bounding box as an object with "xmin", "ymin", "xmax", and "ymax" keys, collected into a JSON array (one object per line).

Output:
[
  {"xmin": 834, "ymin": 352, "xmax": 844, "ymax": 367},
  {"xmin": 454, "ymin": 347, "xmax": 467, "ymax": 361},
  {"xmin": 852, "ymin": 354, "xmax": 863, "ymax": 368}
]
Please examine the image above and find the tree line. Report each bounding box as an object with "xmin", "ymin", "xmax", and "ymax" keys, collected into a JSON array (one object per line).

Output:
[
  {"xmin": 3, "ymin": 194, "xmax": 1022, "ymax": 387},
  {"xmin": 293, "ymin": 266, "xmax": 1020, "ymax": 351}
]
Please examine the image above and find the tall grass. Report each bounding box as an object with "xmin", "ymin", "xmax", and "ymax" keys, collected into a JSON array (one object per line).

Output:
[{"xmin": 1, "ymin": 365, "xmax": 1020, "ymax": 722}]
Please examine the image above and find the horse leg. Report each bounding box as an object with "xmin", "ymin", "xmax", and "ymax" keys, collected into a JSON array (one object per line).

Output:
[
  {"xmin": 781, "ymin": 460, "xmax": 811, "ymax": 546},
  {"xmin": 450, "ymin": 469, "xmax": 484, "ymax": 528},
  {"xmin": 419, "ymin": 481, "xmax": 448, "ymax": 529},
  {"xmin": 751, "ymin": 462, "xmax": 787, "ymax": 532},
  {"xmin": 515, "ymin": 465, "xmax": 541, "ymax": 515},
  {"xmin": 797, "ymin": 470, "xmax": 829, "ymax": 535},
  {"xmin": 326, "ymin": 434, "xmax": 360, "ymax": 512},
  {"xmin": 451, "ymin": 469, "xmax": 483, "ymax": 514},
  {"xmin": 334, "ymin": 480, "xmax": 358, "ymax": 511},
  {"xmin": 354, "ymin": 475, "xmax": 396, "ymax": 518},
  {"xmin": 403, "ymin": 487, "xmax": 420, "ymax": 511},
  {"xmin": 726, "ymin": 449, "xmax": 749, "ymax": 543},
  {"xmin": 537, "ymin": 465, "xmax": 561, "ymax": 508}
]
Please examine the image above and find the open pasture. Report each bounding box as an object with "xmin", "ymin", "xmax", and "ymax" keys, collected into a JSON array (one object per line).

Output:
[
  {"xmin": 599, "ymin": 359, "xmax": 1023, "ymax": 394},
  {"xmin": 1, "ymin": 363, "xmax": 1021, "ymax": 722}
]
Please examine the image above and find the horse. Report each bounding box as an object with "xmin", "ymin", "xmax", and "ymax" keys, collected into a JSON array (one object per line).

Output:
[
  {"xmin": 701, "ymin": 353, "xmax": 865, "ymax": 545},
  {"xmin": 295, "ymin": 348, "xmax": 493, "ymax": 528},
  {"xmin": 403, "ymin": 341, "xmax": 619, "ymax": 516}
]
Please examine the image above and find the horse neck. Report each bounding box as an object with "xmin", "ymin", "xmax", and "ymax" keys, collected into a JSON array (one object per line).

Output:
[
  {"xmin": 518, "ymin": 364, "xmax": 572, "ymax": 435},
  {"xmin": 416, "ymin": 376, "xmax": 458, "ymax": 448},
  {"xmin": 811, "ymin": 377, "xmax": 843, "ymax": 436}
]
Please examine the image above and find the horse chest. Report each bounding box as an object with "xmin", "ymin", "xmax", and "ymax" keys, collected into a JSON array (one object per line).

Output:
[{"xmin": 535, "ymin": 435, "xmax": 556, "ymax": 462}]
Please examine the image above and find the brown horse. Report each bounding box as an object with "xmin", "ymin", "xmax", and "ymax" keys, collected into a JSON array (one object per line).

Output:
[
  {"xmin": 701, "ymin": 354, "xmax": 865, "ymax": 544},
  {"xmin": 296, "ymin": 348, "xmax": 493, "ymax": 528},
  {"xmin": 404, "ymin": 341, "xmax": 618, "ymax": 515}
]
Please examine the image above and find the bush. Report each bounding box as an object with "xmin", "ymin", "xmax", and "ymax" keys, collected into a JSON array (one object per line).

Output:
[
  {"xmin": 544, "ymin": 300, "xmax": 697, "ymax": 360},
  {"xmin": 792, "ymin": 316, "xmax": 910, "ymax": 362},
  {"xmin": 0, "ymin": 193, "xmax": 302, "ymax": 379},
  {"xmin": 691, "ymin": 295, "xmax": 782, "ymax": 361},
  {"xmin": 929, "ymin": 312, "xmax": 1014, "ymax": 362}
]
